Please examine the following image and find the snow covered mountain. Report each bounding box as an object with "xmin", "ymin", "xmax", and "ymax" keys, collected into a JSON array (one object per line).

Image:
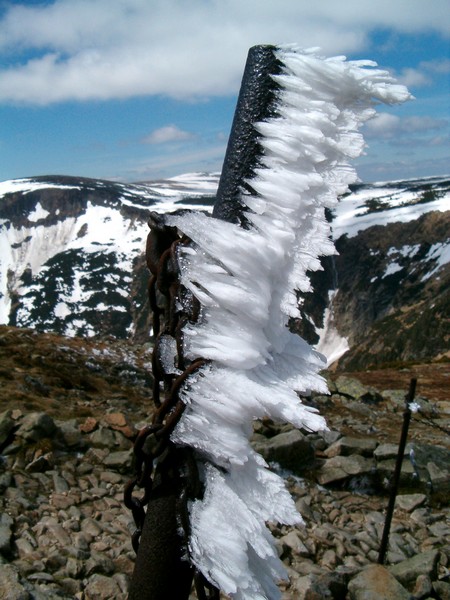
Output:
[
  {"xmin": 0, "ymin": 173, "xmax": 217, "ymax": 340},
  {"xmin": 0, "ymin": 172, "xmax": 448, "ymax": 368}
]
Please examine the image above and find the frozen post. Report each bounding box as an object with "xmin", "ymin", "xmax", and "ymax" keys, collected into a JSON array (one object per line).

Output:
[{"xmin": 127, "ymin": 45, "xmax": 411, "ymax": 599}]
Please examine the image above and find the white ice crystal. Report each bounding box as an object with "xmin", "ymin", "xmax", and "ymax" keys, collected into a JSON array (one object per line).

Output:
[{"xmin": 168, "ymin": 46, "xmax": 411, "ymax": 599}]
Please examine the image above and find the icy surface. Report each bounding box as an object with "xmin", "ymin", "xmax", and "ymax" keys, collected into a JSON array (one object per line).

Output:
[{"xmin": 168, "ymin": 47, "xmax": 411, "ymax": 599}]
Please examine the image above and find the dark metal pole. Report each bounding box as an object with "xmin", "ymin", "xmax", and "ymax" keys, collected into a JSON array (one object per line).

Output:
[
  {"xmin": 128, "ymin": 462, "xmax": 194, "ymax": 599},
  {"xmin": 213, "ymin": 45, "xmax": 283, "ymax": 227},
  {"xmin": 128, "ymin": 45, "xmax": 286, "ymax": 599},
  {"xmin": 378, "ymin": 378, "xmax": 417, "ymax": 564}
]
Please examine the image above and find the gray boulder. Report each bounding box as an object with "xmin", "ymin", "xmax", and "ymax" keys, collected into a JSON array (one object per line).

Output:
[
  {"xmin": 0, "ymin": 564, "xmax": 30, "ymax": 600},
  {"xmin": 325, "ymin": 436, "xmax": 378, "ymax": 458},
  {"xmin": 316, "ymin": 455, "xmax": 375, "ymax": 486},
  {"xmin": 388, "ymin": 549, "xmax": 439, "ymax": 589},
  {"xmin": 252, "ymin": 429, "xmax": 315, "ymax": 475},
  {"xmin": 15, "ymin": 412, "xmax": 56, "ymax": 442}
]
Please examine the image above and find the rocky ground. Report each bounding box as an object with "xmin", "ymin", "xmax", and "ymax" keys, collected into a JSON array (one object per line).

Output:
[{"xmin": 0, "ymin": 325, "xmax": 449, "ymax": 599}]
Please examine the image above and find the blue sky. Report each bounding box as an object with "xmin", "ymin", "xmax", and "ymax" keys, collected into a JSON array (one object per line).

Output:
[{"xmin": 0, "ymin": 0, "xmax": 449, "ymax": 184}]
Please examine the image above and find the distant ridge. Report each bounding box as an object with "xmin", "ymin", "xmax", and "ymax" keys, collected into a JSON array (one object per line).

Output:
[{"xmin": 0, "ymin": 172, "xmax": 448, "ymax": 368}]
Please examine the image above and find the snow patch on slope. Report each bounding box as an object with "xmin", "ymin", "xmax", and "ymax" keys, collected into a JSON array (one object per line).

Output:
[{"xmin": 332, "ymin": 185, "xmax": 449, "ymax": 239}]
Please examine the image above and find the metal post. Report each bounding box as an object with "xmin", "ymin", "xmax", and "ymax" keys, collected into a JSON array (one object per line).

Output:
[
  {"xmin": 127, "ymin": 45, "xmax": 284, "ymax": 599},
  {"xmin": 378, "ymin": 377, "xmax": 417, "ymax": 564},
  {"xmin": 213, "ymin": 45, "xmax": 283, "ymax": 227},
  {"xmin": 127, "ymin": 458, "xmax": 194, "ymax": 599}
]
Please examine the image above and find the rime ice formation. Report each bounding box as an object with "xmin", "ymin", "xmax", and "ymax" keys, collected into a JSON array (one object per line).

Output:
[{"xmin": 168, "ymin": 47, "xmax": 411, "ymax": 600}]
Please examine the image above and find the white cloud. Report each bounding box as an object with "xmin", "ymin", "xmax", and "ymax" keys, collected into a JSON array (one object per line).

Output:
[
  {"xmin": 395, "ymin": 58, "xmax": 450, "ymax": 88},
  {"xmin": 142, "ymin": 125, "xmax": 194, "ymax": 145},
  {"xmin": 421, "ymin": 58, "xmax": 450, "ymax": 75},
  {"xmin": 365, "ymin": 113, "xmax": 448, "ymax": 138},
  {"xmin": 0, "ymin": 0, "xmax": 449, "ymax": 104},
  {"xmin": 397, "ymin": 67, "xmax": 431, "ymax": 88}
]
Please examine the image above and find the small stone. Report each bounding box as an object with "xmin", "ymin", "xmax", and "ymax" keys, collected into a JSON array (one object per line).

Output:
[
  {"xmin": 316, "ymin": 455, "xmax": 375, "ymax": 486},
  {"xmin": 292, "ymin": 574, "xmax": 328, "ymax": 599},
  {"xmin": 320, "ymin": 430, "xmax": 341, "ymax": 446},
  {"xmin": 413, "ymin": 574, "xmax": 432, "ymax": 599},
  {"xmin": 433, "ymin": 581, "xmax": 450, "ymax": 600},
  {"xmin": 84, "ymin": 573, "xmax": 123, "ymax": 600},
  {"xmin": 79, "ymin": 417, "xmax": 98, "ymax": 433},
  {"xmin": 52, "ymin": 473, "xmax": 70, "ymax": 494},
  {"xmin": 27, "ymin": 572, "xmax": 54, "ymax": 583},
  {"xmin": 83, "ymin": 447, "xmax": 109, "ymax": 466},
  {"xmin": 105, "ymin": 412, "xmax": 127, "ymax": 428},
  {"xmin": 0, "ymin": 472, "xmax": 12, "ymax": 494},
  {"xmin": 325, "ymin": 436, "xmax": 378, "ymax": 458},
  {"xmin": 56, "ymin": 420, "xmax": 84, "ymax": 448},
  {"xmin": 252, "ymin": 429, "xmax": 315, "ymax": 475},
  {"xmin": 321, "ymin": 549, "xmax": 338, "ymax": 569},
  {"xmin": 334, "ymin": 376, "xmax": 369, "ymax": 399},
  {"xmin": 112, "ymin": 572, "xmax": 130, "ymax": 595},
  {"xmin": 16, "ymin": 412, "xmax": 56, "ymax": 442},
  {"xmin": 50, "ymin": 492, "xmax": 79, "ymax": 510},
  {"xmin": 99, "ymin": 471, "xmax": 122, "ymax": 485},
  {"xmin": 374, "ymin": 443, "xmax": 412, "ymax": 461},
  {"xmin": 25, "ymin": 453, "xmax": 53, "ymax": 473},
  {"xmin": 14, "ymin": 537, "xmax": 36, "ymax": 558},
  {"xmin": 395, "ymin": 493, "xmax": 427, "ymax": 512},
  {"xmin": 280, "ymin": 531, "xmax": 311, "ymax": 557},
  {"xmin": 389, "ymin": 550, "xmax": 440, "ymax": 589},
  {"xmin": 348, "ymin": 563, "xmax": 411, "ymax": 599},
  {"xmin": 113, "ymin": 555, "xmax": 135, "ymax": 578},
  {"xmin": 65, "ymin": 556, "xmax": 84, "ymax": 579},
  {"xmin": 104, "ymin": 413, "xmax": 135, "ymax": 438},
  {"xmin": 89, "ymin": 427, "xmax": 117, "ymax": 449},
  {"xmin": 428, "ymin": 522, "xmax": 450, "ymax": 538},
  {"xmin": 0, "ymin": 564, "xmax": 30, "ymax": 600},
  {"xmin": 85, "ymin": 551, "xmax": 115, "ymax": 576},
  {"xmin": 59, "ymin": 578, "xmax": 82, "ymax": 595},
  {"xmin": 103, "ymin": 449, "xmax": 133, "ymax": 472},
  {"xmin": 81, "ymin": 518, "xmax": 103, "ymax": 538}
]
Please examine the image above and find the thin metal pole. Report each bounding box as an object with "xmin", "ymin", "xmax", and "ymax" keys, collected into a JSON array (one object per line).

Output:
[{"xmin": 378, "ymin": 377, "xmax": 417, "ymax": 564}]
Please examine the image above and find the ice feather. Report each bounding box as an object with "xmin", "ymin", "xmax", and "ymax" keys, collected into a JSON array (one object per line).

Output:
[{"xmin": 167, "ymin": 47, "xmax": 411, "ymax": 599}]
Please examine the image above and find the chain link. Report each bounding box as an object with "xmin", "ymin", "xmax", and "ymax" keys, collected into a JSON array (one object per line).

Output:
[{"xmin": 124, "ymin": 212, "xmax": 219, "ymax": 597}]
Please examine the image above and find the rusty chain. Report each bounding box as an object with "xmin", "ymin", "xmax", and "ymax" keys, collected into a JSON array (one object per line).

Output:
[{"xmin": 124, "ymin": 212, "xmax": 219, "ymax": 598}]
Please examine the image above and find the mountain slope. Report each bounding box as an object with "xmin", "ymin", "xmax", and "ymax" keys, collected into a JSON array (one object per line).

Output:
[
  {"xmin": 298, "ymin": 176, "xmax": 450, "ymax": 368},
  {"xmin": 0, "ymin": 174, "xmax": 216, "ymax": 339},
  {"xmin": 0, "ymin": 173, "xmax": 449, "ymax": 368}
]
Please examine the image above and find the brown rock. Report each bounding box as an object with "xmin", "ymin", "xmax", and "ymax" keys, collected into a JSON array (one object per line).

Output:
[
  {"xmin": 348, "ymin": 564, "xmax": 410, "ymax": 599},
  {"xmin": 104, "ymin": 412, "xmax": 135, "ymax": 439},
  {"xmin": 79, "ymin": 417, "xmax": 98, "ymax": 433},
  {"xmin": 104, "ymin": 412, "xmax": 126, "ymax": 428}
]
